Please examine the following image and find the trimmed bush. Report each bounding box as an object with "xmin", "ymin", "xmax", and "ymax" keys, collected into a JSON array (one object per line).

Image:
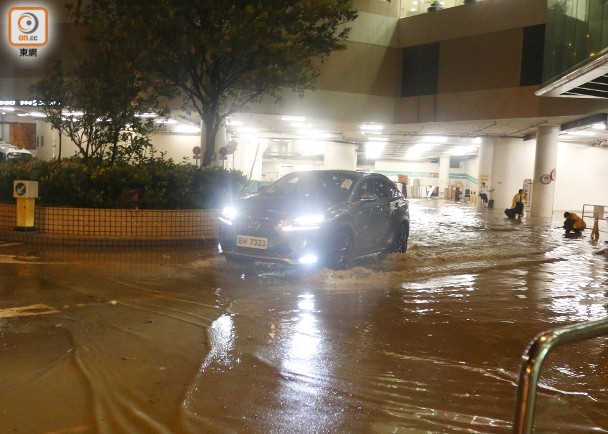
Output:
[{"xmin": 0, "ymin": 158, "xmax": 249, "ymax": 209}]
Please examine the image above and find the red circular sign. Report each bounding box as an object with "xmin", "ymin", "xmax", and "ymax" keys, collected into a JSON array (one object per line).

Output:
[{"xmin": 192, "ymin": 146, "xmax": 201, "ymax": 155}]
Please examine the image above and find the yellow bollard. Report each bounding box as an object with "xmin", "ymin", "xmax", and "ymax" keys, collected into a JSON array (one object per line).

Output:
[
  {"xmin": 591, "ymin": 217, "xmax": 600, "ymax": 241},
  {"xmin": 13, "ymin": 180, "xmax": 38, "ymax": 232},
  {"xmin": 16, "ymin": 197, "xmax": 36, "ymax": 227}
]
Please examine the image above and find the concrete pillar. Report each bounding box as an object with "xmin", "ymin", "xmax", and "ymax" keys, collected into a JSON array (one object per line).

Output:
[
  {"xmin": 232, "ymin": 138, "xmax": 265, "ymax": 180},
  {"xmin": 439, "ymin": 155, "xmax": 450, "ymax": 198},
  {"xmin": 489, "ymin": 137, "xmax": 536, "ymax": 212},
  {"xmin": 216, "ymin": 123, "xmax": 227, "ymax": 149},
  {"xmin": 324, "ymin": 142, "xmax": 357, "ymax": 170},
  {"xmin": 477, "ymin": 138, "xmax": 494, "ymax": 208},
  {"xmin": 199, "ymin": 120, "xmax": 206, "ymax": 168},
  {"xmin": 215, "ymin": 123, "xmax": 228, "ymax": 169},
  {"xmin": 1, "ymin": 123, "xmax": 10, "ymax": 142},
  {"xmin": 531, "ymin": 125, "xmax": 559, "ymax": 218}
]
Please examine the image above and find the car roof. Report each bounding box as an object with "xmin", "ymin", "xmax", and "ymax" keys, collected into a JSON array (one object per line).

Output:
[
  {"xmin": 1, "ymin": 147, "xmax": 30, "ymax": 154},
  {"xmin": 288, "ymin": 169, "xmax": 393, "ymax": 182},
  {"xmin": 287, "ymin": 169, "xmax": 373, "ymax": 178}
]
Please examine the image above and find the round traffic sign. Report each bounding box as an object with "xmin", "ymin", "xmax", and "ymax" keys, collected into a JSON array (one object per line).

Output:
[{"xmin": 14, "ymin": 182, "xmax": 26, "ymax": 196}]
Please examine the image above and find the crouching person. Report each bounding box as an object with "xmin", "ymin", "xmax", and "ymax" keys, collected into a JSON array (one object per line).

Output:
[{"xmin": 563, "ymin": 212, "xmax": 586, "ymax": 234}]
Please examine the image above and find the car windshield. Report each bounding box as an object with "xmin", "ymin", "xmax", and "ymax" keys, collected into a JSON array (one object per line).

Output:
[
  {"xmin": 6, "ymin": 152, "xmax": 33, "ymax": 162},
  {"xmin": 265, "ymin": 172, "xmax": 359, "ymax": 204}
]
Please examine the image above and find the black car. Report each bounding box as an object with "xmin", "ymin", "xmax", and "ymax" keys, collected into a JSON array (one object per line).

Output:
[{"xmin": 218, "ymin": 170, "xmax": 409, "ymax": 269}]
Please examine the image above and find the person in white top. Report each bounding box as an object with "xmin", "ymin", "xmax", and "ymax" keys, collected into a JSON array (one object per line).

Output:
[{"xmin": 479, "ymin": 182, "xmax": 492, "ymax": 207}]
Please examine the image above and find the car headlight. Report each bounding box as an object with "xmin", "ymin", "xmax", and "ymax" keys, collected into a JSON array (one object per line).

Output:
[
  {"xmin": 281, "ymin": 214, "xmax": 325, "ymax": 231},
  {"xmin": 219, "ymin": 206, "xmax": 237, "ymax": 225}
]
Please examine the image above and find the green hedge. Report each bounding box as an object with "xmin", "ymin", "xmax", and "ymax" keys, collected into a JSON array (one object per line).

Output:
[{"xmin": 0, "ymin": 158, "xmax": 249, "ymax": 209}]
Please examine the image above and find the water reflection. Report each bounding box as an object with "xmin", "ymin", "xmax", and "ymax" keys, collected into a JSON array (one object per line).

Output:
[
  {"xmin": 201, "ymin": 314, "xmax": 236, "ymax": 369},
  {"xmin": 285, "ymin": 294, "xmax": 321, "ymax": 372},
  {"xmin": 181, "ymin": 313, "xmax": 236, "ymax": 421},
  {"xmin": 272, "ymin": 292, "xmax": 336, "ymax": 429},
  {"xmin": 2, "ymin": 200, "xmax": 608, "ymax": 433}
]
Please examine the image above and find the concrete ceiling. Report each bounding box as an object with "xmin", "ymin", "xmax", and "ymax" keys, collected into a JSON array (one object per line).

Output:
[
  {"xmin": 4, "ymin": 105, "xmax": 607, "ymax": 163},
  {"xmin": 224, "ymin": 111, "xmax": 608, "ymax": 162}
]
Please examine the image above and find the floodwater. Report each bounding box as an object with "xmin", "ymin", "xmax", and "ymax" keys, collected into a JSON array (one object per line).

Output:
[{"xmin": 1, "ymin": 200, "xmax": 608, "ymax": 434}]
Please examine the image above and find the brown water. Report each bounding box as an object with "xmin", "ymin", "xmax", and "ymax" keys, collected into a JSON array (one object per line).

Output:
[{"xmin": 1, "ymin": 200, "xmax": 607, "ymax": 433}]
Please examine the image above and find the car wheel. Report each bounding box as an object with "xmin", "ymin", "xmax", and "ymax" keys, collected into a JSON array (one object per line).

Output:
[
  {"xmin": 392, "ymin": 223, "xmax": 409, "ymax": 253},
  {"xmin": 328, "ymin": 230, "xmax": 353, "ymax": 270}
]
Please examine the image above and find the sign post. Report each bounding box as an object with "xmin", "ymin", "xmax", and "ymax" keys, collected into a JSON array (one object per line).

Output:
[{"xmin": 193, "ymin": 146, "xmax": 201, "ymax": 167}]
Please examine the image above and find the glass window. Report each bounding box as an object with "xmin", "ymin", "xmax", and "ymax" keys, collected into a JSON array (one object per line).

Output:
[
  {"xmin": 354, "ymin": 180, "xmax": 376, "ymax": 201},
  {"xmin": 267, "ymin": 171, "xmax": 360, "ymax": 203},
  {"xmin": 543, "ymin": 0, "xmax": 608, "ymax": 82},
  {"xmin": 376, "ymin": 178, "xmax": 400, "ymax": 199}
]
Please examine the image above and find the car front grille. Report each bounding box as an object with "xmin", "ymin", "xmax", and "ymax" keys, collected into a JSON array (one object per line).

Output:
[{"xmin": 235, "ymin": 217, "xmax": 279, "ymax": 238}]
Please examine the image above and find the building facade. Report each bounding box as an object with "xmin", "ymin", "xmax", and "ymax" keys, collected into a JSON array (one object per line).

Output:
[{"xmin": 0, "ymin": 0, "xmax": 606, "ymax": 213}]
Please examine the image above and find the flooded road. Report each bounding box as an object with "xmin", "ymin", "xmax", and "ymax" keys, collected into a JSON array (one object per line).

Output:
[{"xmin": 1, "ymin": 199, "xmax": 608, "ymax": 433}]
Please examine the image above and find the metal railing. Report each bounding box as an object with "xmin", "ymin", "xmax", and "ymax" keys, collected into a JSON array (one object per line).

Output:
[
  {"xmin": 513, "ymin": 318, "xmax": 608, "ymax": 434},
  {"xmin": 581, "ymin": 204, "xmax": 607, "ymax": 238}
]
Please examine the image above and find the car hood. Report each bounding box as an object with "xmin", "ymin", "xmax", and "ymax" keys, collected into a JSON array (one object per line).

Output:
[{"xmin": 236, "ymin": 193, "xmax": 336, "ymax": 219}]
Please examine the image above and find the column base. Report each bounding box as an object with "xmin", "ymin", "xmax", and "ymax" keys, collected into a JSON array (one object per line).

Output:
[{"xmin": 14, "ymin": 226, "xmax": 38, "ymax": 232}]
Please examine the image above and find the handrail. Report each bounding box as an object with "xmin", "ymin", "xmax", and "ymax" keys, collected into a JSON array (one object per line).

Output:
[
  {"xmin": 581, "ymin": 204, "xmax": 607, "ymax": 239},
  {"xmin": 582, "ymin": 204, "xmax": 607, "ymax": 231},
  {"xmin": 513, "ymin": 317, "xmax": 608, "ymax": 434}
]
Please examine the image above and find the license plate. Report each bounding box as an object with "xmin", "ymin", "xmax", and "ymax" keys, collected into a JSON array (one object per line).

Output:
[{"xmin": 237, "ymin": 235, "xmax": 268, "ymax": 249}]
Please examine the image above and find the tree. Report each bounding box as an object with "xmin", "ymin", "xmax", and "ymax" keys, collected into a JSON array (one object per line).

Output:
[
  {"xmin": 31, "ymin": 1, "xmax": 172, "ymax": 164},
  {"xmin": 72, "ymin": 0, "xmax": 358, "ymax": 167}
]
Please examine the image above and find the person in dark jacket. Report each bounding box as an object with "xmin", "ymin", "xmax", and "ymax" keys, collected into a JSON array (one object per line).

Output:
[{"xmin": 563, "ymin": 212, "xmax": 586, "ymax": 234}]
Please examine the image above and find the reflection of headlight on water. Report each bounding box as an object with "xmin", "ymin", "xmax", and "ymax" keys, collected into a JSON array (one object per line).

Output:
[{"xmin": 282, "ymin": 214, "xmax": 324, "ymax": 231}]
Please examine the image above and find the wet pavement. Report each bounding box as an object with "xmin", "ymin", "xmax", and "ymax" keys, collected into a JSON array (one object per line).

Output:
[{"xmin": 1, "ymin": 199, "xmax": 608, "ymax": 434}]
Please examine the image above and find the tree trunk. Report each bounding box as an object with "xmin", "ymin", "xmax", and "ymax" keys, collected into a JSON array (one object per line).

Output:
[
  {"xmin": 110, "ymin": 130, "xmax": 120, "ymax": 165},
  {"xmin": 202, "ymin": 117, "xmax": 217, "ymax": 167}
]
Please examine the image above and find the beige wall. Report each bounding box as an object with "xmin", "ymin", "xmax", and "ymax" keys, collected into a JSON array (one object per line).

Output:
[
  {"xmin": 279, "ymin": 0, "xmax": 604, "ymax": 127},
  {"xmin": 316, "ymin": 43, "xmax": 401, "ymax": 97},
  {"xmin": 394, "ymin": 0, "xmax": 607, "ymax": 124},
  {"xmin": 394, "ymin": 1, "xmax": 545, "ymax": 124},
  {"xmin": 312, "ymin": 7, "xmax": 402, "ymax": 97},
  {"xmin": 250, "ymin": 7, "xmax": 402, "ymax": 122},
  {"xmin": 351, "ymin": 0, "xmax": 400, "ymax": 18},
  {"xmin": 439, "ymin": 29, "xmax": 523, "ymax": 93}
]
